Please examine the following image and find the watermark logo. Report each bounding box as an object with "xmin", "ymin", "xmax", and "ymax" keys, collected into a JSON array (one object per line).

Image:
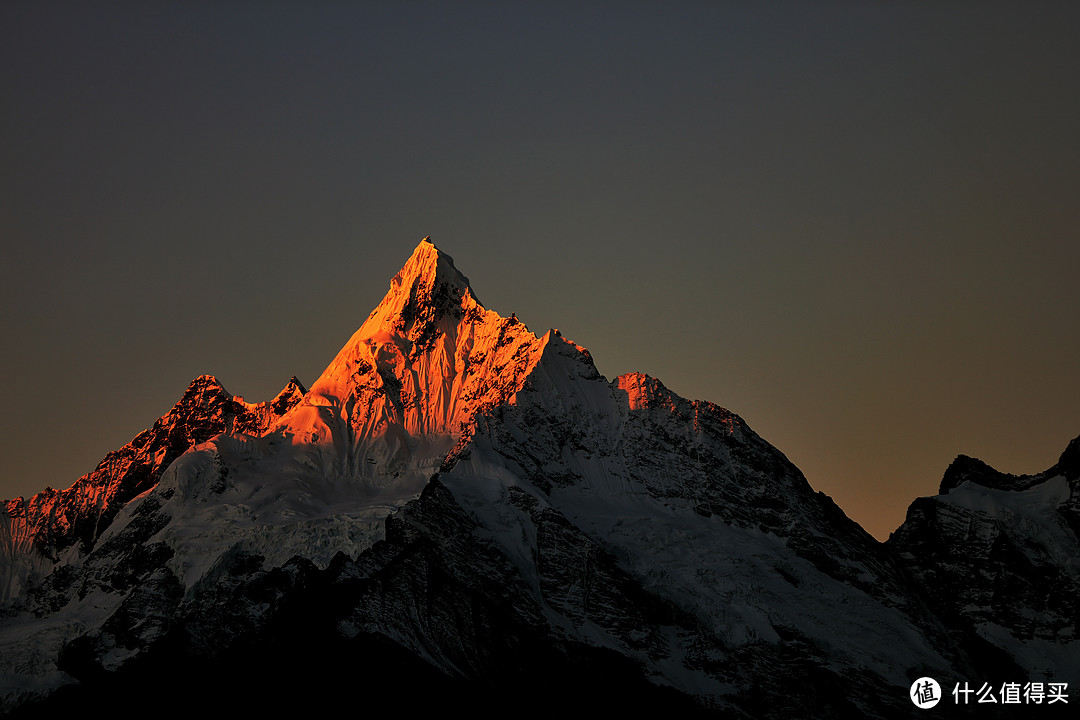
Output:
[
  {"xmin": 907, "ymin": 679, "xmax": 1070, "ymax": 708},
  {"xmin": 912, "ymin": 677, "xmax": 942, "ymax": 709},
  {"xmin": 953, "ymin": 681, "xmax": 1069, "ymax": 705}
]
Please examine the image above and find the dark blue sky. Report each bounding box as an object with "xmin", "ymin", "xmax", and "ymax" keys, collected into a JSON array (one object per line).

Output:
[{"xmin": 3, "ymin": 1, "xmax": 1078, "ymax": 539}]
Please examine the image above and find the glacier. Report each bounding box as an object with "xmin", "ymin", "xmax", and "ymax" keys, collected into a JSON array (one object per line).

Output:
[{"xmin": 1, "ymin": 237, "xmax": 1076, "ymax": 717}]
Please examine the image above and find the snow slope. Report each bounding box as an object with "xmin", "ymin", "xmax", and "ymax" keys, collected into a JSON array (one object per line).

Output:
[
  {"xmin": 889, "ymin": 436, "xmax": 1080, "ymax": 683},
  {"xmin": 0, "ymin": 375, "xmax": 305, "ymax": 602},
  {"xmin": 1, "ymin": 238, "xmax": 1074, "ymax": 717},
  {"xmin": 0, "ymin": 239, "xmax": 557, "ymax": 704}
]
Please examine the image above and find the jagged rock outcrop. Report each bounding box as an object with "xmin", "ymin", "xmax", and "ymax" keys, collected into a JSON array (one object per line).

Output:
[
  {"xmin": 0, "ymin": 375, "xmax": 305, "ymax": 602},
  {"xmin": 0, "ymin": 239, "xmax": 570, "ymax": 709},
  {"xmin": 0, "ymin": 238, "xmax": 1073, "ymax": 717},
  {"xmin": 889, "ymin": 436, "xmax": 1080, "ymax": 684}
]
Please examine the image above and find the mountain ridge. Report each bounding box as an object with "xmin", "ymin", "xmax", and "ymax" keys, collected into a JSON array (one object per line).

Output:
[
  {"xmin": 0, "ymin": 374, "xmax": 306, "ymax": 602},
  {"xmin": 1, "ymin": 238, "xmax": 1076, "ymax": 716}
]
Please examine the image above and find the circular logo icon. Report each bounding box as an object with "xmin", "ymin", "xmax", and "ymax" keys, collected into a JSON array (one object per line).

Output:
[{"xmin": 911, "ymin": 677, "xmax": 941, "ymax": 709}]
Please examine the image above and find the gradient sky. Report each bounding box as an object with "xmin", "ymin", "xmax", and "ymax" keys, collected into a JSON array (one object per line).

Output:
[{"xmin": 2, "ymin": 1, "xmax": 1078, "ymax": 540}]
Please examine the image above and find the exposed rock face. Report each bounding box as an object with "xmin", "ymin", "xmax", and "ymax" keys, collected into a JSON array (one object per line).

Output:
[
  {"xmin": 0, "ymin": 375, "xmax": 306, "ymax": 602},
  {"xmin": 300, "ymin": 237, "xmax": 545, "ymax": 439},
  {"xmin": 0, "ymin": 238, "xmax": 1074, "ymax": 717},
  {"xmin": 889, "ymin": 438, "xmax": 1080, "ymax": 685}
]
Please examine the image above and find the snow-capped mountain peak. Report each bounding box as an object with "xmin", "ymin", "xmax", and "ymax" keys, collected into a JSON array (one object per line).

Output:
[
  {"xmin": 293, "ymin": 238, "xmax": 548, "ymax": 443},
  {"xmin": 2, "ymin": 238, "xmax": 1076, "ymax": 717},
  {"xmin": 352, "ymin": 236, "xmax": 478, "ymax": 352}
]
